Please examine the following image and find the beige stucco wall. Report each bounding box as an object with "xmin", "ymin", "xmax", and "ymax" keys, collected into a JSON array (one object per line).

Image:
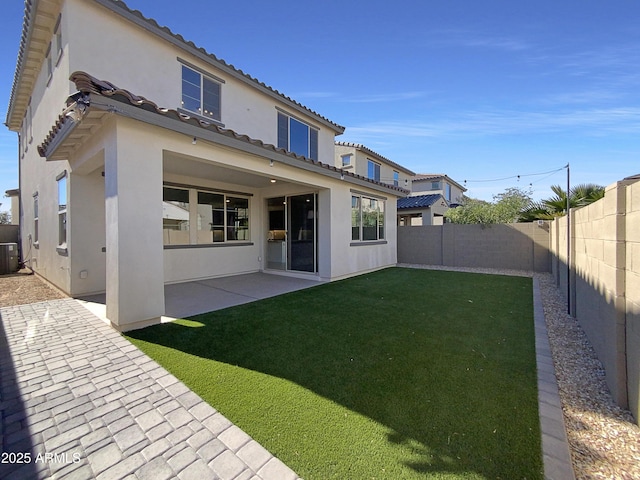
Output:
[
  {"xmin": 550, "ymin": 179, "xmax": 640, "ymax": 424},
  {"xmin": 66, "ymin": 0, "xmax": 337, "ymax": 165},
  {"xmin": 15, "ymin": 0, "xmax": 400, "ymax": 330}
]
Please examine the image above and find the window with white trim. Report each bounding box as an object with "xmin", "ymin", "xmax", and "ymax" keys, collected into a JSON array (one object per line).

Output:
[
  {"xmin": 57, "ymin": 173, "xmax": 67, "ymax": 247},
  {"xmin": 277, "ymin": 112, "xmax": 318, "ymax": 160},
  {"xmin": 181, "ymin": 65, "xmax": 221, "ymax": 121},
  {"xmin": 341, "ymin": 154, "xmax": 352, "ymax": 167},
  {"xmin": 351, "ymin": 194, "xmax": 385, "ymax": 241},
  {"xmin": 393, "ymin": 171, "xmax": 399, "ymax": 187}
]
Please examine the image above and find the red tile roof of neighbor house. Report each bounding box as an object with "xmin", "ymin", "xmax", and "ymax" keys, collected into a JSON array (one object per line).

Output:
[{"xmin": 38, "ymin": 72, "xmax": 411, "ymax": 196}]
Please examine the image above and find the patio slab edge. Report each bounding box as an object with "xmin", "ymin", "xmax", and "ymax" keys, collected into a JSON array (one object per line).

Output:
[{"xmin": 533, "ymin": 277, "xmax": 576, "ymax": 480}]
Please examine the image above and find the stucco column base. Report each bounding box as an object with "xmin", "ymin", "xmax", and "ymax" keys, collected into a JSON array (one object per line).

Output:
[{"xmin": 104, "ymin": 119, "xmax": 165, "ymax": 330}]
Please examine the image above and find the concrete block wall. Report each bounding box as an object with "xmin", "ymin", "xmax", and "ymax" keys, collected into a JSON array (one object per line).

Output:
[
  {"xmin": 550, "ymin": 179, "xmax": 640, "ymax": 424},
  {"xmin": 397, "ymin": 222, "xmax": 551, "ymax": 272},
  {"xmin": 626, "ymin": 181, "xmax": 640, "ymax": 423}
]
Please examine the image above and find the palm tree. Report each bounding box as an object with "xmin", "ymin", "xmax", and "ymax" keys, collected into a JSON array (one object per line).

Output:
[{"xmin": 519, "ymin": 184, "xmax": 605, "ymax": 221}]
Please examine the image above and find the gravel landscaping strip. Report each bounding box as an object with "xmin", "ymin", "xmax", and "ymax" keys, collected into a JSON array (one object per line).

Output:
[
  {"xmin": 399, "ymin": 264, "xmax": 640, "ymax": 480},
  {"xmin": 0, "ymin": 270, "xmax": 67, "ymax": 307}
]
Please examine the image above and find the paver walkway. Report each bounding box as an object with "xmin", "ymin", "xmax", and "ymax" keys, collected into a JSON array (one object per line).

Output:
[{"xmin": 0, "ymin": 298, "xmax": 300, "ymax": 480}]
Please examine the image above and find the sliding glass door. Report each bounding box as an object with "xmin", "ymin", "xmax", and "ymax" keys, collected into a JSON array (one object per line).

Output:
[{"xmin": 266, "ymin": 194, "xmax": 317, "ymax": 273}]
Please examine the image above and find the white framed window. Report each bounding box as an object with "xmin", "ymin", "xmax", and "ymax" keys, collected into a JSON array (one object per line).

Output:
[
  {"xmin": 367, "ymin": 160, "xmax": 381, "ymax": 182},
  {"xmin": 57, "ymin": 172, "xmax": 67, "ymax": 247},
  {"xmin": 351, "ymin": 194, "xmax": 385, "ymax": 242},
  {"xmin": 431, "ymin": 181, "xmax": 440, "ymax": 190},
  {"xmin": 181, "ymin": 64, "xmax": 221, "ymax": 121},
  {"xmin": 445, "ymin": 183, "xmax": 451, "ymax": 201},
  {"xmin": 393, "ymin": 171, "xmax": 399, "ymax": 187},
  {"xmin": 341, "ymin": 154, "xmax": 352, "ymax": 167},
  {"xmin": 277, "ymin": 112, "xmax": 318, "ymax": 160}
]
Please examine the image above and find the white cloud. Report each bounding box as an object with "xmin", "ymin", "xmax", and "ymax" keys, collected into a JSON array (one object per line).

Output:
[{"xmin": 345, "ymin": 107, "xmax": 640, "ymax": 139}]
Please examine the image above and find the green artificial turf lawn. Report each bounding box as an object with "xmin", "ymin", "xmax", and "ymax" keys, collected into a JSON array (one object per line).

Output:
[{"xmin": 126, "ymin": 268, "xmax": 542, "ymax": 479}]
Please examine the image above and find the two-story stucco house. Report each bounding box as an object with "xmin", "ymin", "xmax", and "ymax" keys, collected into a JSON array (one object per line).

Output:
[
  {"xmin": 334, "ymin": 142, "xmax": 415, "ymax": 190},
  {"xmin": 397, "ymin": 174, "xmax": 467, "ymax": 226},
  {"xmin": 410, "ymin": 174, "xmax": 466, "ymax": 205},
  {"xmin": 6, "ymin": 0, "xmax": 407, "ymax": 331}
]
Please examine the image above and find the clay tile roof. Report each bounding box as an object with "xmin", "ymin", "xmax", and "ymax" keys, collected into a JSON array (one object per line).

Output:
[{"xmin": 39, "ymin": 72, "xmax": 410, "ymax": 196}]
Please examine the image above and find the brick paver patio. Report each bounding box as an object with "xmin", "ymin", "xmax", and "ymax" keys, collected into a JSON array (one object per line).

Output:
[{"xmin": 0, "ymin": 298, "xmax": 300, "ymax": 480}]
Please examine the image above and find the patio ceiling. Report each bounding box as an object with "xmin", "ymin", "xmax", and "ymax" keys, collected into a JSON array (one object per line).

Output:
[{"xmin": 163, "ymin": 151, "xmax": 294, "ymax": 189}]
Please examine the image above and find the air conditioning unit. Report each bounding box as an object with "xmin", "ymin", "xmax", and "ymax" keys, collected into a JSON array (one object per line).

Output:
[{"xmin": 0, "ymin": 243, "xmax": 19, "ymax": 275}]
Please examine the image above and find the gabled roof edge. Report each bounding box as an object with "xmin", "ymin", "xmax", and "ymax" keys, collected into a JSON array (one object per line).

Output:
[
  {"xmin": 93, "ymin": 0, "xmax": 345, "ymax": 134},
  {"xmin": 335, "ymin": 141, "xmax": 415, "ymax": 175}
]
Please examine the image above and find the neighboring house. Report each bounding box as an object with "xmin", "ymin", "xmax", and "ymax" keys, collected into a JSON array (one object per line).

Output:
[
  {"xmin": 397, "ymin": 194, "xmax": 449, "ymax": 226},
  {"xmin": 335, "ymin": 142, "xmax": 415, "ymax": 189},
  {"xmin": 6, "ymin": 0, "xmax": 408, "ymax": 331},
  {"xmin": 4, "ymin": 189, "xmax": 20, "ymax": 225},
  {"xmin": 410, "ymin": 174, "xmax": 466, "ymax": 206}
]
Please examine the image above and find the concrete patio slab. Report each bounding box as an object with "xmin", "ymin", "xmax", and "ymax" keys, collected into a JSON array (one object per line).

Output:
[{"xmin": 77, "ymin": 272, "xmax": 323, "ymax": 324}]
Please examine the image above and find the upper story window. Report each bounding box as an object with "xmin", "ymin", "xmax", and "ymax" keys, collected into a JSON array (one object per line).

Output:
[
  {"xmin": 367, "ymin": 160, "xmax": 381, "ymax": 182},
  {"xmin": 445, "ymin": 183, "xmax": 451, "ymax": 201},
  {"xmin": 181, "ymin": 65, "xmax": 221, "ymax": 121},
  {"xmin": 393, "ymin": 171, "xmax": 399, "ymax": 187},
  {"xmin": 277, "ymin": 112, "xmax": 318, "ymax": 160},
  {"xmin": 431, "ymin": 181, "xmax": 440, "ymax": 190},
  {"xmin": 341, "ymin": 154, "xmax": 352, "ymax": 167}
]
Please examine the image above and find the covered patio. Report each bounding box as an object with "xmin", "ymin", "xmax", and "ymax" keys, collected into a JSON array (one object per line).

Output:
[{"xmin": 77, "ymin": 271, "xmax": 324, "ymax": 326}]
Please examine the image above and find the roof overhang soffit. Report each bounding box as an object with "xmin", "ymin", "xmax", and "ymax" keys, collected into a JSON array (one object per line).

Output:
[{"xmin": 6, "ymin": 0, "xmax": 63, "ymax": 130}]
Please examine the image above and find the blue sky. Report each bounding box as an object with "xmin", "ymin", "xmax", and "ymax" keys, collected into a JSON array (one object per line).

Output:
[{"xmin": 2, "ymin": 0, "xmax": 639, "ymax": 207}]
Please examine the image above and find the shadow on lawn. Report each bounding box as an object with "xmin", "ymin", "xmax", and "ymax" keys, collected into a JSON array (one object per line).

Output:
[{"xmin": 128, "ymin": 269, "xmax": 542, "ymax": 479}]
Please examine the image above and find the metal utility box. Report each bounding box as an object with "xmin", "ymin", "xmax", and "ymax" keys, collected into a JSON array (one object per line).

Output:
[{"xmin": 0, "ymin": 243, "xmax": 19, "ymax": 275}]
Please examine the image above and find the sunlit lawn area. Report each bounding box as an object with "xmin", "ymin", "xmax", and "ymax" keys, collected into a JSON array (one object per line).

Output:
[{"xmin": 126, "ymin": 267, "xmax": 542, "ymax": 479}]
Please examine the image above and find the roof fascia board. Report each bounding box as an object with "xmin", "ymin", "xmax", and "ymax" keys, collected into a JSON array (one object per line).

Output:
[
  {"xmin": 91, "ymin": 0, "xmax": 343, "ymax": 134},
  {"xmin": 85, "ymin": 94, "xmax": 401, "ymax": 197},
  {"xmin": 41, "ymin": 116, "xmax": 78, "ymax": 158},
  {"xmin": 6, "ymin": 0, "xmax": 38, "ymax": 129}
]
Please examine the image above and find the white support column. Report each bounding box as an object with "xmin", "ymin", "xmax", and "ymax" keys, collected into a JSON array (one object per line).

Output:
[{"xmin": 104, "ymin": 119, "xmax": 165, "ymax": 330}]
